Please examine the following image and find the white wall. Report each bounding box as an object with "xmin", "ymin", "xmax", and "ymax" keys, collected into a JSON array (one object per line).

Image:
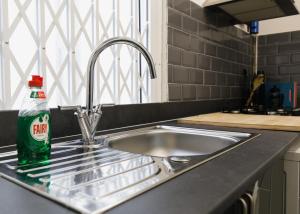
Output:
[{"xmin": 259, "ymin": 15, "xmax": 300, "ymax": 35}]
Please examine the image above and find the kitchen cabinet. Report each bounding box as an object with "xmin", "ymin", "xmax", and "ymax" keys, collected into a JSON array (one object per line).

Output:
[
  {"xmin": 284, "ymin": 138, "xmax": 300, "ymax": 214},
  {"xmin": 223, "ymin": 159, "xmax": 285, "ymax": 214},
  {"xmin": 257, "ymin": 159, "xmax": 285, "ymax": 214}
]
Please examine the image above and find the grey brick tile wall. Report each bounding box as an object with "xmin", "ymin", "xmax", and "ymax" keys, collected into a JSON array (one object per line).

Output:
[
  {"xmin": 168, "ymin": 0, "xmax": 253, "ymax": 101},
  {"xmin": 278, "ymin": 43, "xmax": 300, "ymax": 54},
  {"xmin": 292, "ymin": 31, "xmax": 300, "ymax": 41},
  {"xmin": 291, "ymin": 53, "xmax": 300, "ymax": 63},
  {"xmin": 182, "ymin": 85, "xmax": 197, "ymax": 100},
  {"xmin": 172, "ymin": 66, "xmax": 190, "ymax": 83},
  {"xmin": 190, "ymin": 68, "xmax": 204, "ymax": 84},
  {"xmin": 169, "ymin": 84, "xmax": 182, "ymax": 101},
  {"xmin": 221, "ymin": 87, "xmax": 230, "ymax": 98},
  {"xmin": 196, "ymin": 85, "xmax": 210, "ymax": 99},
  {"xmin": 258, "ymin": 30, "xmax": 300, "ymax": 103}
]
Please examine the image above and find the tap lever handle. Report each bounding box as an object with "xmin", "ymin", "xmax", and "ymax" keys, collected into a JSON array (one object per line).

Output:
[
  {"xmin": 58, "ymin": 105, "xmax": 82, "ymax": 111},
  {"xmin": 92, "ymin": 103, "xmax": 115, "ymax": 113},
  {"xmin": 101, "ymin": 103, "xmax": 115, "ymax": 108}
]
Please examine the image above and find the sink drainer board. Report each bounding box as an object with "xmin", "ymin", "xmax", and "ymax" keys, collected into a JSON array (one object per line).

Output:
[{"xmin": 0, "ymin": 125, "xmax": 258, "ymax": 214}]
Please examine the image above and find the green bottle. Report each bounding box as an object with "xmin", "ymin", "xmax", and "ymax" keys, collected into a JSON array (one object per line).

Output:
[{"xmin": 17, "ymin": 75, "xmax": 51, "ymax": 165}]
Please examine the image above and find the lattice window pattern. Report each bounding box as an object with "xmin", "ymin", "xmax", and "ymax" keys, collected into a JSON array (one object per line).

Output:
[{"xmin": 0, "ymin": 0, "xmax": 150, "ymax": 110}]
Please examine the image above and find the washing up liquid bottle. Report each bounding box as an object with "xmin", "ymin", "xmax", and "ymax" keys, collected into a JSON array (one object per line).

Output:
[{"xmin": 17, "ymin": 75, "xmax": 51, "ymax": 165}]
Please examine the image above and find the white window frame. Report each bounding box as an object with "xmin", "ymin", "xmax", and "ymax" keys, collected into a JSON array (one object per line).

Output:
[{"xmin": 149, "ymin": 0, "xmax": 168, "ymax": 103}]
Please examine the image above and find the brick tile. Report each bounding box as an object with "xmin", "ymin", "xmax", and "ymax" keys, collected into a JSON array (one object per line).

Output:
[
  {"xmin": 205, "ymin": 43, "xmax": 217, "ymax": 56},
  {"xmin": 173, "ymin": 29, "xmax": 190, "ymax": 50},
  {"xmin": 182, "ymin": 51, "xmax": 197, "ymax": 67},
  {"xmin": 204, "ymin": 71, "xmax": 216, "ymax": 85},
  {"xmin": 197, "ymin": 85, "xmax": 210, "ymax": 99},
  {"xmin": 291, "ymin": 31, "xmax": 300, "ymax": 41},
  {"xmin": 230, "ymin": 39, "xmax": 239, "ymax": 50},
  {"xmin": 198, "ymin": 54, "xmax": 211, "ymax": 70},
  {"xmin": 265, "ymin": 76, "xmax": 290, "ymax": 83},
  {"xmin": 189, "ymin": 69, "xmax": 203, "ymax": 84},
  {"xmin": 172, "ymin": 66, "xmax": 189, "ymax": 83},
  {"xmin": 220, "ymin": 86, "xmax": 230, "ymax": 98},
  {"xmin": 278, "ymin": 43, "xmax": 300, "ymax": 54},
  {"xmin": 242, "ymin": 55, "xmax": 251, "ymax": 65},
  {"xmin": 173, "ymin": 0, "xmax": 190, "ymax": 15},
  {"xmin": 198, "ymin": 22, "xmax": 210, "ymax": 39},
  {"xmin": 190, "ymin": 36, "xmax": 204, "ymax": 53},
  {"xmin": 217, "ymin": 46, "xmax": 227, "ymax": 59},
  {"xmin": 211, "ymin": 29, "xmax": 223, "ymax": 43},
  {"xmin": 168, "ymin": 27, "xmax": 173, "ymax": 45},
  {"xmin": 168, "ymin": 46, "xmax": 181, "ymax": 65},
  {"xmin": 168, "ymin": 9, "xmax": 182, "ymax": 29},
  {"xmin": 259, "ymin": 46, "xmax": 277, "ymax": 55},
  {"xmin": 231, "ymin": 63, "xmax": 240, "ymax": 74},
  {"xmin": 228, "ymin": 51, "xmax": 237, "ymax": 62},
  {"xmin": 266, "ymin": 32, "xmax": 290, "ymax": 44},
  {"xmin": 168, "ymin": 65, "xmax": 173, "ymax": 82},
  {"xmin": 258, "ymin": 56, "xmax": 266, "ymax": 67},
  {"xmin": 210, "ymin": 86, "xmax": 220, "ymax": 98},
  {"xmin": 223, "ymin": 61, "xmax": 232, "ymax": 73},
  {"xmin": 182, "ymin": 85, "xmax": 196, "ymax": 100},
  {"xmin": 226, "ymin": 74, "xmax": 235, "ymax": 86},
  {"xmin": 238, "ymin": 42, "xmax": 248, "ymax": 53},
  {"xmin": 227, "ymin": 26, "xmax": 238, "ymax": 38},
  {"xmin": 291, "ymin": 53, "xmax": 300, "ymax": 63},
  {"xmin": 247, "ymin": 44, "xmax": 253, "ymax": 55},
  {"xmin": 168, "ymin": 84, "xmax": 182, "ymax": 101},
  {"xmin": 217, "ymin": 73, "xmax": 226, "ymax": 86},
  {"xmin": 266, "ymin": 55, "xmax": 289, "ymax": 65},
  {"xmin": 259, "ymin": 36, "xmax": 266, "ymax": 46},
  {"xmin": 183, "ymin": 16, "xmax": 198, "ymax": 34},
  {"xmin": 211, "ymin": 58, "xmax": 223, "ymax": 72},
  {"xmin": 236, "ymin": 52, "xmax": 243, "ymax": 64},
  {"xmin": 279, "ymin": 65, "xmax": 300, "ymax": 75}
]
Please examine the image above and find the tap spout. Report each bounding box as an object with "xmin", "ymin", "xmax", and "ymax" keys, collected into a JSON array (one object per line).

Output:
[{"xmin": 86, "ymin": 37, "xmax": 157, "ymax": 115}]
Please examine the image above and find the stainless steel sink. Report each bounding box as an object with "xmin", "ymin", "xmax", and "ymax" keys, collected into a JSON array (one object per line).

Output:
[
  {"xmin": 0, "ymin": 125, "xmax": 257, "ymax": 214},
  {"xmin": 108, "ymin": 125, "xmax": 249, "ymax": 158}
]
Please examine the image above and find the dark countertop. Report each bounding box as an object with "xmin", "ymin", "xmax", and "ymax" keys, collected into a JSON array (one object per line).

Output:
[{"xmin": 0, "ymin": 122, "xmax": 298, "ymax": 214}]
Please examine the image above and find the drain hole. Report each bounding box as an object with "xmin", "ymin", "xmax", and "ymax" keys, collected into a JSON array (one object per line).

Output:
[{"xmin": 169, "ymin": 156, "xmax": 191, "ymax": 163}]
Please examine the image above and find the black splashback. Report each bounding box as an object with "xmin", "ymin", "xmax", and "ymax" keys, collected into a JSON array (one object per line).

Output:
[{"xmin": 0, "ymin": 99, "xmax": 241, "ymax": 146}]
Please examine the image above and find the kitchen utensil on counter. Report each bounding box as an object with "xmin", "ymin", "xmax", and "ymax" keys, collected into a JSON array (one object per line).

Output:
[
  {"xmin": 246, "ymin": 73, "xmax": 265, "ymax": 107},
  {"xmin": 269, "ymin": 85, "xmax": 283, "ymax": 110}
]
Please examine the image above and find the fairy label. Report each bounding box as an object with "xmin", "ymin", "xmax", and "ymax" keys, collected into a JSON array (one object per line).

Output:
[{"xmin": 30, "ymin": 113, "xmax": 50, "ymax": 143}]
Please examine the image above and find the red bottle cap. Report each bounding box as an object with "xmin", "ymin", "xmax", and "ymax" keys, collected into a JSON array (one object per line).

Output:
[{"xmin": 28, "ymin": 75, "xmax": 43, "ymax": 87}]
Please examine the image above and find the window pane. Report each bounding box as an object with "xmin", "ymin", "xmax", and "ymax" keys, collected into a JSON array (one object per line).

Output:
[{"xmin": 0, "ymin": 0, "xmax": 150, "ymax": 110}]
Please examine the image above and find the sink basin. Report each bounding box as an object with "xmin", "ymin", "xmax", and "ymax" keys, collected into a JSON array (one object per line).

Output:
[
  {"xmin": 108, "ymin": 125, "xmax": 252, "ymax": 158},
  {"xmin": 0, "ymin": 125, "xmax": 256, "ymax": 214}
]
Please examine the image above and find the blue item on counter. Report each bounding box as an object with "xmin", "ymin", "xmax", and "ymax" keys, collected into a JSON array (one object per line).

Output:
[
  {"xmin": 249, "ymin": 20, "xmax": 259, "ymax": 34},
  {"xmin": 265, "ymin": 82, "xmax": 297, "ymax": 108}
]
